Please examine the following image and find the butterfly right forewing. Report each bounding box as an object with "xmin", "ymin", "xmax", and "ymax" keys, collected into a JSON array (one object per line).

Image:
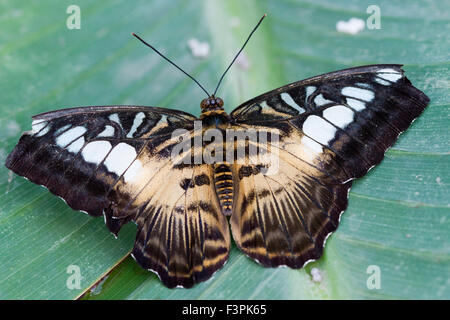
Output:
[{"xmin": 231, "ymin": 64, "xmax": 429, "ymax": 178}]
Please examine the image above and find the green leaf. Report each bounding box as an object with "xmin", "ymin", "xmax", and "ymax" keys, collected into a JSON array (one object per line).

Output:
[{"xmin": 1, "ymin": 0, "xmax": 448, "ymax": 299}]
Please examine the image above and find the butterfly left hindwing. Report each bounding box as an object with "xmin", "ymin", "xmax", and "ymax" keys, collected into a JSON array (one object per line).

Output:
[{"xmin": 130, "ymin": 162, "xmax": 230, "ymax": 288}]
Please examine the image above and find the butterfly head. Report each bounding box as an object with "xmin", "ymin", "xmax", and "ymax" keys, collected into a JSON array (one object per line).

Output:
[
  {"xmin": 200, "ymin": 96, "xmax": 229, "ymax": 121},
  {"xmin": 200, "ymin": 96, "xmax": 224, "ymax": 111}
]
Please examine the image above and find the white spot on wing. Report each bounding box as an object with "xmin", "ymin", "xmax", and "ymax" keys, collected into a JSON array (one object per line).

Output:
[
  {"xmin": 355, "ymin": 82, "xmax": 372, "ymax": 89},
  {"xmin": 301, "ymin": 135, "xmax": 323, "ymax": 153},
  {"xmin": 31, "ymin": 120, "xmax": 46, "ymax": 131},
  {"xmin": 54, "ymin": 124, "xmax": 71, "ymax": 135},
  {"xmin": 98, "ymin": 125, "xmax": 115, "ymax": 137},
  {"xmin": 104, "ymin": 143, "xmax": 137, "ymax": 177},
  {"xmin": 341, "ymin": 87, "xmax": 374, "ymax": 102},
  {"xmin": 303, "ymin": 115, "xmax": 337, "ymax": 146},
  {"xmin": 377, "ymin": 68, "xmax": 400, "ymax": 74},
  {"xmin": 82, "ymin": 141, "xmax": 112, "ymax": 165},
  {"xmin": 377, "ymin": 72, "xmax": 402, "ymax": 82},
  {"xmin": 280, "ymin": 92, "xmax": 305, "ymax": 113},
  {"xmin": 36, "ymin": 126, "xmax": 50, "ymax": 137},
  {"xmin": 56, "ymin": 126, "xmax": 87, "ymax": 147},
  {"xmin": 314, "ymin": 94, "xmax": 334, "ymax": 106},
  {"xmin": 31, "ymin": 120, "xmax": 50, "ymax": 137},
  {"xmin": 305, "ymin": 86, "xmax": 316, "ymax": 102},
  {"xmin": 159, "ymin": 114, "xmax": 167, "ymax": 124},
  {"xmin": 67, "ymin": 136, "xmax": 85, "ymax": 153},
  {"xmin": 123, "ymin": 159, "xmax": 142, "ymax": 182},
  {"xmin": 374, "ymin": 77, "xmax": 391, "ymax": 86},
  {"xmin": 109, "ymin": 113, "xmax": 122, "ymax": 128},
  {"xmin": 323, "ymin": 105, "xmax": 354, "ymax": 129},
  {"xmin": 260, "ymin": 101, "xmax": 270, "ymax": 109},
  {"xmin": 127, "ymin": 112, "xmax": 146, "ymax": 138},
  {"xmin": 346, "ymin": 98, "xmax": 366, "ymax": 111}
]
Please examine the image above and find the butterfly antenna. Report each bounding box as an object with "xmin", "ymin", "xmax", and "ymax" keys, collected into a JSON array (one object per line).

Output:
[
  {"xmin": 213, "ymin": 14, "xmax": 267, "ymax": 97},
  {"xmin": 132, "ymin": 33, "xmax": 211, "ymax": 97}
]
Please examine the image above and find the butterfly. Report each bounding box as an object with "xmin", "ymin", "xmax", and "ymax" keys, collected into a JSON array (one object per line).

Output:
[{"xmin": 5, "ymin": 15, "xmax": 429, "ymax": 288}]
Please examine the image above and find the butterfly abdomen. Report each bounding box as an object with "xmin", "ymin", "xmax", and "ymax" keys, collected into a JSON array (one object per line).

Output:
[{"xmin": 213, "ymin": 163, "xmax": 233, "ymax": 216}]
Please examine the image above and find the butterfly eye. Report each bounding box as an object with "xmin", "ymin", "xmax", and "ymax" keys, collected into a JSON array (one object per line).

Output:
[
  {"xmin": 200, "ymin": 98, "xmax": 208, "ymax": 109},
  {"xmin": 216, "ymin": 97, "xmax": 224, "ymax": 107}
]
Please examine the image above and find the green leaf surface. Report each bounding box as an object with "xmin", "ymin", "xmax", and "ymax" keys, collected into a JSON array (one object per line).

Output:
[{"xmin": 0, "ymin": 0, "xmax": 448, "ymax": 299}]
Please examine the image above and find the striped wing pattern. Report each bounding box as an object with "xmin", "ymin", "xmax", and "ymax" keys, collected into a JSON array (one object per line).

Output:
[
  {"xmin": 229, "ymin": 65, "xmax": 429, "ymax": 268},
  {"xmin": 130, "ymin": 162, "xmax": 230, "ymax": 288},
  {"xmin": 230, "ymin": 122, "xmax": 352, "ymax": 268}
]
